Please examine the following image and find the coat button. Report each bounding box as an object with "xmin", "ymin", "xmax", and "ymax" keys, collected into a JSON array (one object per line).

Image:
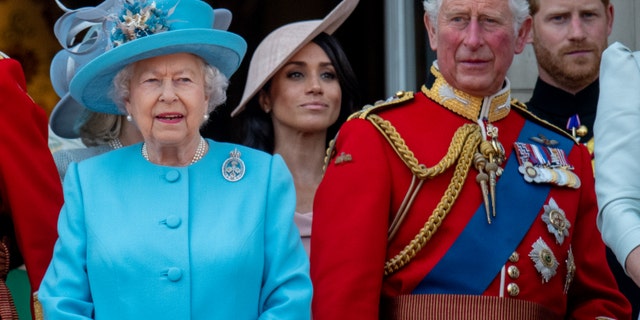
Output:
[
  {"xmin": 507, "ymin": 265, "xmax": 520, "ymax": 279},
  {"xmin": 507, "ymin": 283, "xmax": 520, "ymax": 297},
  {"xmin": 165, "ymin": 170, "xmax": 180, "ymax": 182},
  {"xmin": 167, "ymin": 267, "xmax": 182, "ymax": 282},
  {"xmin": 164, "ymin": 215, "xmax": 181, "ymax": 228}
]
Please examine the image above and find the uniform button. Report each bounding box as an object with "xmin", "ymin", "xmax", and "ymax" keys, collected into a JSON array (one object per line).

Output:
[
  {"xmin": 509, "ymin": 252, "xmax": 519, "ymax": 263},
  {"xmin": 167, "ymin": 267, "xmax": 182, "ymax": 282},
  {"xmin": 507, "ymin": 283, "xmax": 520, "ymax": 297},
  {"xmin": 165, "ymin": 170, "xmax": 180, "ymax": 182},
  {"xmin": 507, "ymin": 265, "xmax": 520, "ymax": 279},
  {"xmin": 164, "ymin": 215, "xmax": 181, "ymax": 228}
]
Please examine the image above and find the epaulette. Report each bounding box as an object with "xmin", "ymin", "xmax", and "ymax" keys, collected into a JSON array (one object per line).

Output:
[
  {"xmin": 323, "ymin": 90, "xmax": 414, "ymax": 173},
  {"xmin": 348, "ymin": 90, "xmax": 415, "ymax": 121},
  {"xmin": 510, "ymin": 98, "xmax": 579, "ymax": 145}
]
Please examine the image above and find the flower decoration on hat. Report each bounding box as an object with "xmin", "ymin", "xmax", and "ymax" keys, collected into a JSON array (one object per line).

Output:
[
  {"xmin": 541, "ymin": 197, "xmax": 571, "ymax": 245},
  {"xmin": 111, "ymin": 0, "xmax": 173, "ymax": 47}
]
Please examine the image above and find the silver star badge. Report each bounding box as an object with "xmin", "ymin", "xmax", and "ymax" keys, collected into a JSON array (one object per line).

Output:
[
  {"xmin": 541, "ymin": 198, "xmax": 571, "ymax": 245},
  {"xmin": 529, "ymin": 237, "xmax": 558, "ymax": 283}
]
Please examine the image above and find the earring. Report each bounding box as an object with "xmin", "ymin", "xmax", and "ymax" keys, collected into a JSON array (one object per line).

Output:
[
  {"xmin": 126, "ymin": 114, "xmax": 133, "ymax": 122},
  {"xmin": 203, "ymin": 114, "xmax": 210, "ymax": 121}
]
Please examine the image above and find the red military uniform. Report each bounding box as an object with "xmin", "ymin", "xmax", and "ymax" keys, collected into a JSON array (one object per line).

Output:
[
  {"xmin": 311, "ymin": 67, "xmax": 631, "ymax": 319},
  {"xmin": 0, "ymin": 57, "xmax": 63, "ymax": 318}
]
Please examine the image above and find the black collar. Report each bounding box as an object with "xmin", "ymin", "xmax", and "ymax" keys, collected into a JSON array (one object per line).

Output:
[{"xmin": 526, "ymin": 78, "xmax": 599, "ymax": 141}]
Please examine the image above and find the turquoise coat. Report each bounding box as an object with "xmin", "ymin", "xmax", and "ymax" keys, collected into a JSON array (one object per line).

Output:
[{"xmin": 39, "ymin": 139, "xmax": 312, "ymax": 319}]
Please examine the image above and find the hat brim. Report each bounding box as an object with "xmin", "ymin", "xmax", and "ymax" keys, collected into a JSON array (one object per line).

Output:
[
  {"xmin": 70, "ymin": 29, "xmax": 246, "ymax": 115},
  {"xmin": 49, "ymin": 93, "xmax": 85, "ymax": 139},
  {"xmin": 231, "ymin": 0, "xmax": 359, "ymax": 117}
]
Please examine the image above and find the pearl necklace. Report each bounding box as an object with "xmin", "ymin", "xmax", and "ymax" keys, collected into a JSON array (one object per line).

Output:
[
  {"xmin": 108, "ymin": 138, "xmax": 124, "ymax": 149},
  {"xmin": 142, "ymin": 137, "xmax": 207, "ymax": 165}
]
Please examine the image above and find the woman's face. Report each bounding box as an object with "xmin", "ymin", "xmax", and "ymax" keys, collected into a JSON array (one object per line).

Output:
[
  {"xmin": 125, "ymin": 53, "xmax": 208, "ymax": 147},
  {"xmin": 260, "ymin": 42, "xmax": 342, "ymax": 135}
]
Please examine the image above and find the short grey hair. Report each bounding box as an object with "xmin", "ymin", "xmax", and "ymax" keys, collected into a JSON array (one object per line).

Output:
[
  {"xmin": 110, "ymin": 55, "xmax": 229, "ymax": 115},
  {"xmin": 423, "ymin": 0, "xmax": 530, "ymax": 33}
]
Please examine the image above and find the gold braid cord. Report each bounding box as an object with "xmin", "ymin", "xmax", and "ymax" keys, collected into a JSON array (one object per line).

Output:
[
  {"xmin": 368, "ymin": 115, "xmax": 480, "ymax": 180},
  {"xmin": 0, "ymin": 240, "xmax": 19, "ymax": 320},
  {"xmin": 364, "ymin": 115, "xmax": 483, "ymax": 276}
]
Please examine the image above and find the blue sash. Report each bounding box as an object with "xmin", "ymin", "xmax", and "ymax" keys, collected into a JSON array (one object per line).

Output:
[{"xmin": 412, "ymin": 120, "xmax": 573, "ymax": 294}]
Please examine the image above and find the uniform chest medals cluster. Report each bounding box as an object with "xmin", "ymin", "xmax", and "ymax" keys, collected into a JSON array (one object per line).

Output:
[
  {"xmin": 514, "ymin": 141, "xmax": 580, "ymax": 188},
  {"xmin": 424, "ymin": 67, "xmax": 577, "ymax": 289}
]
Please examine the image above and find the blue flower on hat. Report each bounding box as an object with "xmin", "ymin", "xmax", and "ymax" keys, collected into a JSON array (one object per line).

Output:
[{"xmin": 111, "ymin": 0, "xmax": 172, "ymax": 47}]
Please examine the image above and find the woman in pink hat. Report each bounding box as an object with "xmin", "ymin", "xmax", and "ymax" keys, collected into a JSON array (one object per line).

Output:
[{"xmin": 231, "ymin": 0, "xmax": 360, "ymax": 255}]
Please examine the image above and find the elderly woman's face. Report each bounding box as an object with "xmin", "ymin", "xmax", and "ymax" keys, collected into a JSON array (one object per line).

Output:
[{"xmin": 125, "ymin": 53, "xmax": 208, "ymax": 147}]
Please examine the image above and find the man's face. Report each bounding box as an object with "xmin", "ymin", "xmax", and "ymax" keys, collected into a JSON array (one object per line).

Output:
[
  {"xmin": 424, "ymin": 0, "xmax": 530, "ymax": 97},
  {"xmin": 530, "ymin": 0, "xmax": 613, "ymax": 93}
]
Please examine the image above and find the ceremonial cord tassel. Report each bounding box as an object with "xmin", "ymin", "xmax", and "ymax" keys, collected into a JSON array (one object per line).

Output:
[
  {"xmin": 476, "ymin": 123, "xmax": 505, "ymax": 224},
  {"xmin": 486, "ymin": 160, "xmax": 499, "ymax": 218},
  {"xmin": 474, "ymin": 153, "xmax": 492, "ymax": 224}
]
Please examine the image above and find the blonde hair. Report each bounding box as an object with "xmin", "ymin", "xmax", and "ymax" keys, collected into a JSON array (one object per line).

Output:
[{"xmin": 76, "ymin": 110, "xmax": 122, "ymax": 147}]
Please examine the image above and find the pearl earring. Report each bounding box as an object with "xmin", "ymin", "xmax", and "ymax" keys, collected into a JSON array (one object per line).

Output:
[
  {"xmin": 203, "ymin": 114, "xmax": 210, "ymax": 121},
  {"xmin": 126, "ymin": 114, "xmax": 133, "ymax": 122}
]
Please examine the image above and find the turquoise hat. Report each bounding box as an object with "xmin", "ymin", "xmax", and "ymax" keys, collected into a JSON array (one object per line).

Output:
[{"xmin": 68, "ymin": 0, "xmax": 247, "ymax": 115}]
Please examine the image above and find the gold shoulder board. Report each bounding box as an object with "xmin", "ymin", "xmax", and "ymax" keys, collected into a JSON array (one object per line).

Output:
[{"xmin": 348, "ymin": 90, "xmax": 415, "ymax": 121}]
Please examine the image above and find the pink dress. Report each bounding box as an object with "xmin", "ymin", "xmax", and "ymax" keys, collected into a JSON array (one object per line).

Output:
[{"xmin": 294, "ymin": 212, "xmax": 312, "ymax": 256}]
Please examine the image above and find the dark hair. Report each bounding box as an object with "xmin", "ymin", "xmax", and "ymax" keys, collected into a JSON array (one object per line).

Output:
[{"xmin": 240, "ymin": 32, "xmax": 360, "ymax": 153}]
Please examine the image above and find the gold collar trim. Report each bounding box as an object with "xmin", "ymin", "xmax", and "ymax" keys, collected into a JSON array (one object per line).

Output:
[{"xmin": 422, "ymin": 65, "xmax": 511, "ymax": 123}]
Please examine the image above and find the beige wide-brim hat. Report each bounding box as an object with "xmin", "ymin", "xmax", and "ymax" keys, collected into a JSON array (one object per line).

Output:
[{"xmin": 230, "ymin": 0, "xmax": 359, "ymax": 117}]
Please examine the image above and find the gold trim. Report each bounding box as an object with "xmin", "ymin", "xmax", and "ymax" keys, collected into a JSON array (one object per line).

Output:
[
  {"xmin": 422, "ymin": 65, "xmax": 511, "ymax": 123},
  {"xmin": 352, "ymin": 90, "xmax": 415, "ymax": 121},
  {"xmin": 382, "ymin": 294, "xmax": 559, "ymax": 319},
  {"xmin": 33, "ymin": 292, "xmax": 44, "ymax": 320}
]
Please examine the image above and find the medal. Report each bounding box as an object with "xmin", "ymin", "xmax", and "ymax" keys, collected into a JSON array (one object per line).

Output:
[
  {"xmin": 564, "ymin": 247, "xmax": 576, "ymax": 294},
  {"xmin": 541, "ymin": 198, "xmax": 571, "ymax": 245},
  {"xmin": 529, "ymin": 237, "xmax": 558, "ymax": 283}
]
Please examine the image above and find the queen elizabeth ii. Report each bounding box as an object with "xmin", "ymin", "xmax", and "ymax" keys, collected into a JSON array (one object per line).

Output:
[{"xmin": 38, "ymin": 0, "xmax": 312, "ymax": 319}]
